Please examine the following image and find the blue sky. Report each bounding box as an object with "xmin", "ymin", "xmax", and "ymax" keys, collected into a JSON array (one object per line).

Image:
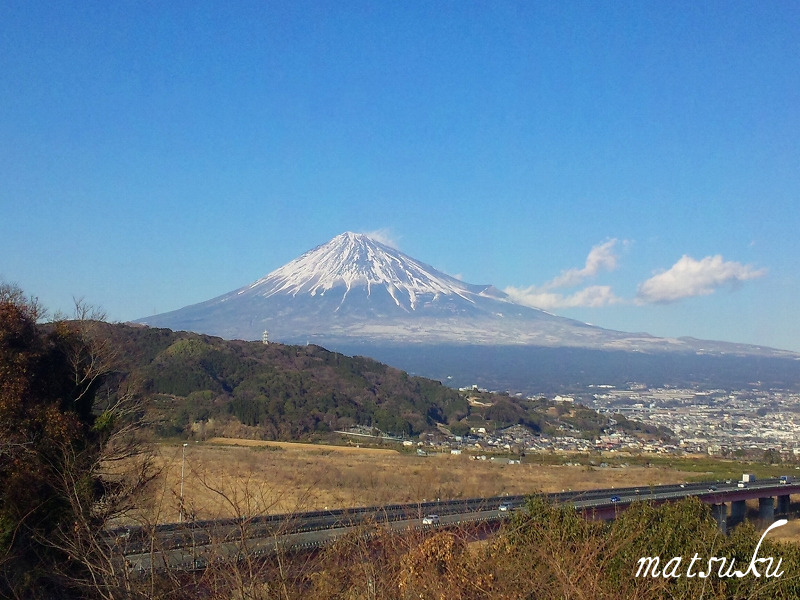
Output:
[{"xmin": 2, "ymin": 1, "xmax": 799, "ymax": 351}]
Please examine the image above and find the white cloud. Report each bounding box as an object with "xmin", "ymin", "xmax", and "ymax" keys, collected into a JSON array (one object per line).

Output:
[
  {"xmin": 547, "ymin": 239, "xmax": 621, "ymax": 289},
  {"xmin": 506, "ymin": 285, "xmax": 622, "ymax": 310},
  {"xmin": 503, "ymin": 239, "xmax": 624, "ymax": 309},
  {"xmin": 636, "ymin": 255, "xmax": 766, "ymax": 304},
  {"xmin": 362, "ymin": 228, "xmax": 398, "ymax": 248}
]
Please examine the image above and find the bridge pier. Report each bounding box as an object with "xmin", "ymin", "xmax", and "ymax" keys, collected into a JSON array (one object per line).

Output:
[
  {"xmin": 730, "ymin": 500, "xmax": 746, "ymax": 526},
  {"xmin": 777, "ymin": 494, "xmax": 790, "ymax": 515},
  {"xmin": 711, "ymin": 503, "xmax": 727, "ymax": 533},
  {"xmin": 758, "ymin": 497, "xmax": 775, "ymax": 523}
]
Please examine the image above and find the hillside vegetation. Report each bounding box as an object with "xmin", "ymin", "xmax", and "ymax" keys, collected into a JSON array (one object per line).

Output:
[
  {"xmin": 124, "ymin": 496, "xmax": 800, "ymax": 599},
  {"xmin": 99, "ymin": 323, "xmax": 672, "ymax": 442}
]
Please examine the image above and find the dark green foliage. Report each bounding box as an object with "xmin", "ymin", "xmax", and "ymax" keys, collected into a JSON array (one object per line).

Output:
[
  {"xmin": 448, "ymin": 421, "xmax": 472, "ymax": 437},
  {"xmin": 103, "ymin": 325, "xmax": 471, "ymax": 439},
  {"xmin": 502, "ymin": 495, "xmax": 800, "ymax": 599},
  {"xmin": 613, "ymin": 412, "xmax": 674, "ymax": 439},
  {"xmin": 484, "ymin": 397, "xmax": 526, "ymax": 425},
  {"xmin": 84, "ymin": 323, "xmax": 668, "ymax": 443}
]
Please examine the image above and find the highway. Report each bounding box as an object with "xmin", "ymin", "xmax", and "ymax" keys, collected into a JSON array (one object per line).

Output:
[{"xmin": 114, "ymin": 478, "xmax": 799, "ymax": 573}]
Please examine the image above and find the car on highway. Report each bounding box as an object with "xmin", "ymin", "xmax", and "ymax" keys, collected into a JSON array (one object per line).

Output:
[
  {"xmin": 422, "ymin": 515, "xmax": 440, "ymax": 525},
  {"xmin": 610, "ymin": 496, "xmax": 621, "ymax": 503},
  {"xmin": 498, "ymin": 503, "xmax": 511, "ymax": 512},
  {"xmin": 707, "ymin": 486, "xmax": 717, "ymax": 492}
]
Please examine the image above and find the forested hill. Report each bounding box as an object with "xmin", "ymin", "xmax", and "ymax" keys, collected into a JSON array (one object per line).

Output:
[
  {"xmin": 88, "ymin": 322, "xmax": 460, "ymax": 439},
  {"xmin": 87, "ymin": 322, "xmax": 669, "ymax": 442}
]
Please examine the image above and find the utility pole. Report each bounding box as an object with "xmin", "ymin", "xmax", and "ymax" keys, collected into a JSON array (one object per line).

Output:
[{"xmin": 180, "ymin": 443, "xmax": 188, "ymax": 522}]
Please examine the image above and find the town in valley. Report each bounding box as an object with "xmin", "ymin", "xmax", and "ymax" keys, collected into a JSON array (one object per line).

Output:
[{"xmin": 343, "ymin": 383, "xmax": 800, "ymax": 461}]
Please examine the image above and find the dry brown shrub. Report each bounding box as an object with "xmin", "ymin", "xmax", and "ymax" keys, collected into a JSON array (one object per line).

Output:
[{"xmin": 397, "ymin": 531, "xmax": 495, "ymax": 600}]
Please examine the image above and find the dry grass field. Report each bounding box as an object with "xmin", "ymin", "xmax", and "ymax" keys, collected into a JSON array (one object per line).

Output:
[
  {"xmin": 138, "ymin": 438, "xmax": 701, "ymax": 524},
  {"xmin": 770, "ymin": 517, "xmax": 800, "ymax": 542},
  {"xmin": 107, "ymin": 439, "xmax": 800, "ymax": 599}
]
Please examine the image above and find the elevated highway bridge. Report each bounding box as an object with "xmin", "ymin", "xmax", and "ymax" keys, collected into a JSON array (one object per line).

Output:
[{"xmin": 114, "ymin": 478, "xmax": 798, "ymax": 573}]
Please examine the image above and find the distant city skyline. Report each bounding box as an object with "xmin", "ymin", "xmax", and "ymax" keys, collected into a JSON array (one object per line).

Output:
[{"xmin": 2, "ymin": 2, "xmax": 798, "ymax": 351}]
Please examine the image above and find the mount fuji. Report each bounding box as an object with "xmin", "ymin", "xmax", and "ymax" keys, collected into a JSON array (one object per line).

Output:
[
  {"xmin": 135, "ymin": 232, "xmax": 645, "ymax": 348},
  {"xmin": 135, "ymin": 232, "xmax": 800, "ymax": 392}
]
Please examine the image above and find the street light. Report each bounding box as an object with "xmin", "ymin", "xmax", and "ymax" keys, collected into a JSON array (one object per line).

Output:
[{"xmin": 180, "ymin": 443, "xmax": 188, "ymax": 522}]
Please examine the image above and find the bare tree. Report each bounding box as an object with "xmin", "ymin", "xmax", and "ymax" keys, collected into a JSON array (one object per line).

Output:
[
  {"xmin": 44, "ymin": 302, "xmax": 159, "ymax": 598},
  {"xmin": 0, "ymin": 287, "xmax": 158, "ymax": 599}
]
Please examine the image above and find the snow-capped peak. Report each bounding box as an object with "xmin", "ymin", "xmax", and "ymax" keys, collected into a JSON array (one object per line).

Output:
[{"xmin": 241, "ymin": 232, "xmax": 495, "ymax": 310}]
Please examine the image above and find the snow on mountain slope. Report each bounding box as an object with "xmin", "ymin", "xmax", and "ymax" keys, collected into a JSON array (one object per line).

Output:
[
  {"xmin": 240, "ymin": 232, "xmax": 502, "ymax": 311},
  {"xmin": 136, "ymin": 231, "xmax": 593, "ymax": 343}
]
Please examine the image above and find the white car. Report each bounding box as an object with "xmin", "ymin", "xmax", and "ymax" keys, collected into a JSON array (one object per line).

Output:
[
  {"xmin": 422, "ymin": 514, "xmax": 440, "ymax": 525},
  {"xmin": 498, "ymin": 503, "xmax": 511, "ymax": 512}
]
